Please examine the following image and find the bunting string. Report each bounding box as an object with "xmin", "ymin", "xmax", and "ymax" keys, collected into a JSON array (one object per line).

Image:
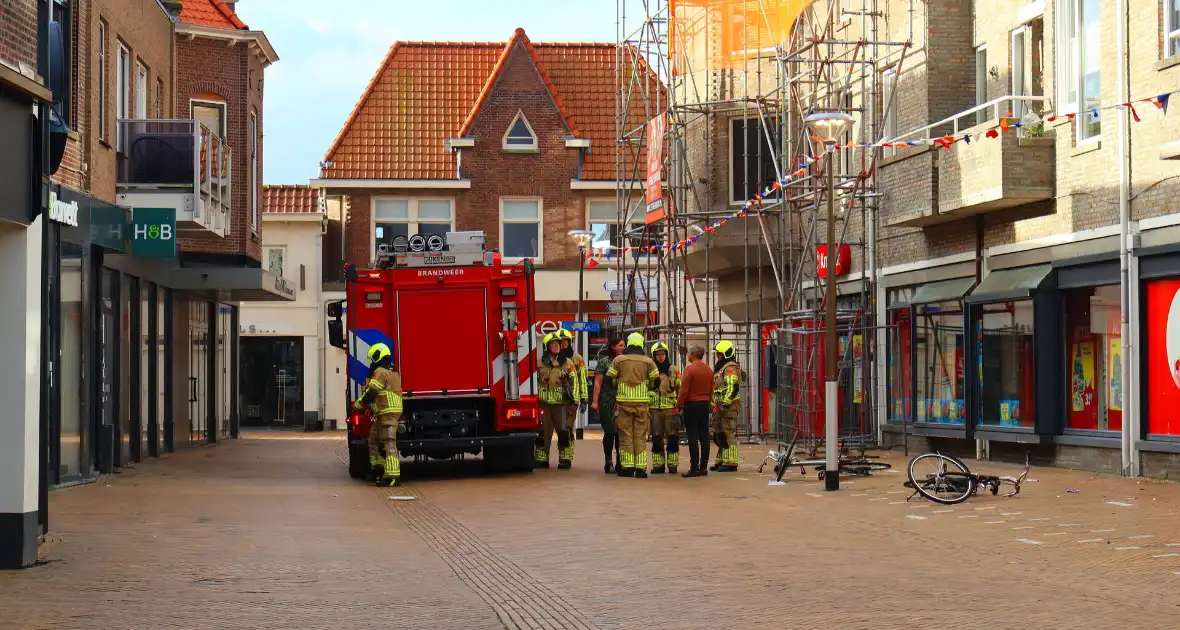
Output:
[{"xmin": 582, "ymin": 89, "xmax": 1175, "ymax": 265}]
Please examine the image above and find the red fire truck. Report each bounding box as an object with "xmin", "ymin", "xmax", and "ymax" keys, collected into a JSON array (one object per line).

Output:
[{"xmin": 326, "ymin": 231, "xmax": 541, "ymax": 478}]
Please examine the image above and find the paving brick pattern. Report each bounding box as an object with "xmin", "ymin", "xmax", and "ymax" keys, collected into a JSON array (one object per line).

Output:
[{"xmin": 4, "ymin": 432, "xmax": 1180, "ymax": 629}]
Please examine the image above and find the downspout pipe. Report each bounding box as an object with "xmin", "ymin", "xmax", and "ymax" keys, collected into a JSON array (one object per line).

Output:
[{"xmin": 1116, "ymin": 0, "xmax": 1134, "ymax": 475}]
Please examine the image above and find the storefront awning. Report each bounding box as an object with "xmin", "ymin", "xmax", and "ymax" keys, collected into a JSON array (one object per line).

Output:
[
  {"xmin": 964, "ymin": 264, "xmax": 1053, "ymax": 304},
  {"xmin": 103, "ymin": 254, "xmax": 296, "ymax": 302},
  {"xmin": 888, "ymin": 276, "xmax": 976, "ymax": 308},
  {"xmin": 166, "ymin": 267, "xmax": 296, "ymax": 302}
]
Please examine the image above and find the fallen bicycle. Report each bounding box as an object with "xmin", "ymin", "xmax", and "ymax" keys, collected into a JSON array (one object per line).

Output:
[
  {"xmin": 904, "ymin": 452, "xmax": 1030, "ymax": 505},
  {"xmin": 758, "ymin": 447, "xmax": 891, "ymax": 482}
]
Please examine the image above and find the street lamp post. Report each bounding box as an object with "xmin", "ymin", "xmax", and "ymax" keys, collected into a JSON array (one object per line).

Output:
[
  {"xmin": 567, "ymin": 230, "xmax": 596, "ymax": 438},
  {"xmin": 805, "ymin": 111, "xmax": 853, "ymax": 492}
]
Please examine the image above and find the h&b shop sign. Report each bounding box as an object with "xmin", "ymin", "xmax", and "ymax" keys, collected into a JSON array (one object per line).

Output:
[{"xmin": 130, "ymin": 207, "xmax": 176, "ymax": 257}]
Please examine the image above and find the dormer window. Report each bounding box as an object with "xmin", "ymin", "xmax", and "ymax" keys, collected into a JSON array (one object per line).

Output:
[{"xmin": 502, "ymin": 111, "xmax": 538, "ymax": 152}]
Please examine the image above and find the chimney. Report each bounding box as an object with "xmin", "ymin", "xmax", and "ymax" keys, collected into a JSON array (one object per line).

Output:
[{"xmin": 223, "ymin": 0, "xmax": 238, "ymax": 8}]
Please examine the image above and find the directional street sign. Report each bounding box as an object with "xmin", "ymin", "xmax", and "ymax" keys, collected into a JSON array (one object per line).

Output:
[
  {"xmin": 561, "ymin": 321, "xmax": 602, "ymax": 333},
  {"xmin": 606, "ymin": 302, "xmax": 626, "ymax": 314},
  {"xmin": 605, "ymin": 315, "xmax": 625, "ymax": 326},
  {"xmin": 609, "ymin": 289, "xmax": 626, "ymax": 300},
  {"xmin": 604, "ymin": 281, "xmax": 623, "ymax": 291}
]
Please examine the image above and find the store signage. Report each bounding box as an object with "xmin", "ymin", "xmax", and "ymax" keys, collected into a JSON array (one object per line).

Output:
[
  {"xmin": 130, "ymin": 207, "xmax": 176, "ymax": 257},
  {"xmin": 644, "ymin": 113, "xmax": 667, "ymax": 224},
  {"xmin": 816, "ymin": 244, "xmax": 851, "ymax": 278},
  {"xmin": 47, "ymin": 190, "xmax": 80, "ymax": 227},
  {"xmin": 273, "ymin": 274, "xmax": 296, "ymax": 300}
]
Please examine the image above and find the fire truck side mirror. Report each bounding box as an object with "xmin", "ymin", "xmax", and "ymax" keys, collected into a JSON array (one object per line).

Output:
[{"xmin": 328, "ymin": 319, "xmax": 346, "ymax": 350}]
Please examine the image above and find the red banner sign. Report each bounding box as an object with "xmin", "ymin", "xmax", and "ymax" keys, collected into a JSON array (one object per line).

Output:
[
  {"xmin": 816, "ymin": 244, "xmax": 850, "ymax": 278},
  {"xmin": 644, "ymin": 114, "xmax": 666, "ymax": 224}
]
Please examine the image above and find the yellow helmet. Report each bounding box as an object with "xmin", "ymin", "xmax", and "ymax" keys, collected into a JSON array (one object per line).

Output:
[
  {"xmin": 543, "ymin": 332, "xmax": 561, "ymax": 348},
  {"xmin": 558, "ymin": 328, "xmax": 573, "ymax": 341},
  {"xmin": 626, "ymin": 332, "xmax": 645, "ymax": 348},
  {"xmin": 714, "ymin": 340, "xmax": 735, "ymax": 360},
  {"xmin": 367, "ymin": 343, "xmax": 392, "ymax": 363},
  {"xmin": 650, "ymin": 341, "xmax": 669, "ymax": 355}
]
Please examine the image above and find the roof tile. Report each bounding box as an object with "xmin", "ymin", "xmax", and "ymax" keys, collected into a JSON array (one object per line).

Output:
[
  {"xmin": 322, "ymin": 29, "xmax": 663, "ymax": 181},
  {"xmin": 179, "ymin": 0, "xmax": 248, "ymax": 30},
  {"xmin": 263, "ymin": 185, "xmax": 320, "ymax": 214}
]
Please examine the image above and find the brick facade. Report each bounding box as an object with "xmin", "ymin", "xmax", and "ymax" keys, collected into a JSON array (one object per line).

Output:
[
  {"xmin": 173, "ymin": 35, "xmax": 265, "ymax": 263},
  {"xmin": 0, "ymin": 0, "xmax": 37, "ymax": 70}
]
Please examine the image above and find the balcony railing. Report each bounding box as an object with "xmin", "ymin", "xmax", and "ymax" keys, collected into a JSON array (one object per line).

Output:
[
  {"xmin": 116, "ymin": 119, "xmax": 232, "ymax": 234},
  {"xmin": 888, "ymin": 95, "xmax": 1053, "ymax": 146}
]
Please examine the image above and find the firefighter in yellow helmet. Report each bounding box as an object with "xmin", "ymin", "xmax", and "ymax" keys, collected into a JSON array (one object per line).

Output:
[
  {"xmin": 557, "ymin": 328, "xmax": 588, "ymax": 467},
  {"xmin": 353, "ymin": 343, "xmax": 404, "ymax": 486},
  {"xmin": 710, "ymin": 339, "xmax": 742, "ymax": 472},
  {"xmin": 607, "ymin": 332, "xmax": 659, "ymax": 477},
  {"xmin": 536, "ymin": 331, "xmax": 578, "ymax": 469},
  {"xmin": 648, "ymin": 341, "xmax": 682, "ymax": 474}
]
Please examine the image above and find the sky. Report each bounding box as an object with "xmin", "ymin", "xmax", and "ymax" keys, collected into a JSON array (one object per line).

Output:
[{"xmin": 235, "ymin": 0, "xmax": 650, "ymax": 185}]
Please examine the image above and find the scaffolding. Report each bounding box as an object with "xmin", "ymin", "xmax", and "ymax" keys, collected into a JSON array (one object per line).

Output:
[{"xmin": 611, "ymin": 0, "xmax": 914, "ymax": 447}]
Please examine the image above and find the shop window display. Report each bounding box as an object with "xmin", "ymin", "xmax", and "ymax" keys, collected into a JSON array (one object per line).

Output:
[
  {"xmin": 1064, "ymin": 285, "xmax": 1122, "ymax": 431},
  {"xmin": 887, "ymin": 308, "xmax": 912, "ymax": 423},
  {"xmin": 1146, "ymin": 278, "xmax": 1180, "ymax": 436},
  {"xmin": 914, "ymin": 301, "xmax": 966, "ymax": 425},
  {"xmin": 977, "ymin": 300, "xmax": 1035, "ymax": 428}
]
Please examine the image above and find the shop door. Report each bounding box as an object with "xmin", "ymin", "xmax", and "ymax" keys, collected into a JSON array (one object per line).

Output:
[
  {"xmin": 188, "ymin": 301, "xmax": 210, "ymax": 444},
  {"xmin": 99, "ymin": 269, "xmax": 120, "ymax": 466},
  {"xmin": 240, "ymin": 337, "xmax": 304, "ymax": 428}
]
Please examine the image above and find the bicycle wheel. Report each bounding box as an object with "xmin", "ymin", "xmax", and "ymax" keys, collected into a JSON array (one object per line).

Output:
[
  {"xmin": 906, "ymin": 453, "xmax": 975, "ymax": 505},
  {"xmin": 842, "ymin": 461, "xmax": 892, "ymax": 476}
]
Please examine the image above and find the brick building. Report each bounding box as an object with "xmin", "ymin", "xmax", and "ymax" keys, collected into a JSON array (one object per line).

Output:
[
  {"xmin": 313, "ymin": 28, "xmax": 661, "ymax": 397},
  {"xmin": 746, "ymin": 0, "xmax": 1180, "ymax": 476},
  {"xmin": 2, "ymin": 0, "xmax": 285, "ymax": 570}
]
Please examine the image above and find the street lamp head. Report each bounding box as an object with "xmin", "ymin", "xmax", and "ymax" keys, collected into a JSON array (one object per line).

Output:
[
  {"xmin": 804, "ymin": 111, "xmax": 854, "ymax": 145},
  {"xmin": 567, "ymin": 229, "xmax": 595, "ymax": 249}
]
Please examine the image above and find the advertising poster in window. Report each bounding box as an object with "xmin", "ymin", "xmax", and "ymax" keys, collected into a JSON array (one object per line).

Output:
[
  {"xmin": 1146, "ymin": 278, "xmax": 1180, "ymax": 436},
  {"xmin": 1107, "ymin": 313, "xmax": 1122, "ymax": 430},
  {"xmin": 1069, "ymin": 324, "xmax": 1097, "ymax": 430},
  {"xmin": 644, "ymin": 114, "xmax": 666, "ymax": 224}
]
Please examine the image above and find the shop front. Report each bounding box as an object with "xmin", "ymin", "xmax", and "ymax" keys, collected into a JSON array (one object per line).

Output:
[{"xmin": 1139, "ymin": 250, "xmax": 1180, "ymax": 467}]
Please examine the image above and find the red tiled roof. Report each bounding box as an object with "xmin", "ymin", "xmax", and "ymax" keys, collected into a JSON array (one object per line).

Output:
[
  {"xmin": 322, "ymin": 28, "xmax": 663, "ymax": 181},
  {"xmin": 179, "ymin": 0, "xmax": 248, "ymax": 30},
  {"xmin": 263, "ymin": 185, "xmax": 320, "ymax": 214}
]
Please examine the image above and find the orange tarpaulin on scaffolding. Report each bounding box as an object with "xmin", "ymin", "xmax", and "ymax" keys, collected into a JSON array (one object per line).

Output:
[{"xmin": 670, "ymin": 0, "xmax": 817, "ymax": 74}]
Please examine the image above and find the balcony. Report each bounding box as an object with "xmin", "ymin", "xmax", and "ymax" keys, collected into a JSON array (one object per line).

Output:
[
  {"xmin": 882, "ymin": 96, "xmax": 1055, "ymax": 228},
  {"xmin": 115, "ymin": 119, "xmax": 232, "ymax": 237}
]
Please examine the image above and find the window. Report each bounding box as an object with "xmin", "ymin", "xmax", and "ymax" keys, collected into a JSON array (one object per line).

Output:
[
  {"xmin": 914, "ymin": 301, "xmax": 966, "ymax": 425},
  {"xmin": 155, "ymin": 78, "xmax": 164, "ymax": 118},
  {"xmin": 1065, "ymin": 285, "xmax": 1121, "ymax": 431},
  {"xmin": 51, "ymin": 0, "xmax": 73, "ymax": 125},
  {"xmin": 372, "ymin": 198, "xmax": 454, "ymax": 255},
  {"xmin": 588, "ymin": 198, "xmax": 647, "ymax": 255},
  {"xmin": 135, "ymin": 61, "xmax": 148, "ymax": 119},
  {"xmin": 887, "ymin": 307, "xmax": 913, "ymax": 423},
  {"xmin": 249, "ymin": 113, "xmax": 258, "ymax": 231},
  {"xmin": 1058, "ymin": 0, "xmax": 1102, "ymax": 141},
  {"xmin": 974, "ymin": 45, "xmax": 988, "ymax": 125},
  {"xmin": 729, "ymin": 116, "xmax": 780, "ymax": 204},
  {"xmin": 881, "ymin": 68, "xmax": 898, "ymax": 156},
  {"xmin": 192, "ymin": 99, "xmax": 226, "ymax": 138},
  {"xmin": 977, "ymin": 300, "xmax": 1036, "ymax": 428},
  {"xmin": 116, "ymin": 43, "xmax": 130, "ymax": 147},
  {"xmin": 1144, "ymin": 279, "xmax": 1180, "ymax": 436},
  {"xmin": 500, "ymin": 198, "xmax": 541, "ymax": 261},
  {"xmin": 502, "ymin": 110, "xmax": 538, "ymax": 151},
  {"xmin": 97, "ymin": 20, "xmax": 107, "ymax": 141},
  {"xmin": 266, "ymin": 247, "xmax": 286, "ymax": 278},
  {"xmin": 1011, "ymin": 29, "xmax": 1028, "ymax": 124},
  {"xmin": 1168, "ymin": 0, "xmax": 1180, "ymax": 58}
]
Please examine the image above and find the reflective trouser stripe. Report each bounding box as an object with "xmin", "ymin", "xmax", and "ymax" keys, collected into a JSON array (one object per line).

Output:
[
  {"xmin": 721, "ymin": 444, "xmax": 739, "ymax": 465},
  {"xmin": 635, "ymin": 451, "xmax": 648, "ymax": 470},
  {"xmin": 652, "ymin": 452, "xmax": 664, "ymax": 467},
  {"xmin": 621, "ymin": 451, "xmax": 635, "ymax": 469},
  {"xmin": 666, "ymin": 452, "xmax": 679, "ymax": 466},
  {"xmin": 383, "ymin": 454, "xmax": 400, "ymax": 478}
]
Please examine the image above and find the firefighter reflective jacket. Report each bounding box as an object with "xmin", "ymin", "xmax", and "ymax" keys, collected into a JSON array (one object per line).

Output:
[
  {"xmin": 568, "ymin": 352, "xmax": 589, "ymax": 403},
  {"xmin": 649, "ymin": 364, "xmax": 682, "ymax": 410},
  {"xmin": 355, "ymin": 366, "xmax": 403, "ymax": 416},
  {"xmin": 608, "ymin": 354, "xmax": 659, "ymax": 404},
  {"xmin": 712, "ymin": 360, "xmax": 741, "ymax": 407},
  {"xmin": 538, "ymin": 354, "xmax": 576, "ymax": 405}
]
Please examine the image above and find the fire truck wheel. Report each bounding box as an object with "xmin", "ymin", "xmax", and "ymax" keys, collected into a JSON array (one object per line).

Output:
[
  {"xmin": 483, "ymin": 444, "xmax": 535, "ymax": 474},
  {"xmin": 347, "ymin": 442, "xmax": 367, "ymax": 479}
]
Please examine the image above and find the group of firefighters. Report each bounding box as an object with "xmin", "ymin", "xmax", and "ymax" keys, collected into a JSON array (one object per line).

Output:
[
  {"xmin": 351, "ymin": 330, "xmax": 745, "ymax": 487},
  {"xmin": 537, "ymin": 329, "xmax": 744, "ymax": 478}
]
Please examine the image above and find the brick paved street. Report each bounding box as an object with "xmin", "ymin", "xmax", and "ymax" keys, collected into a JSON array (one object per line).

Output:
[{"xmin": 4, "ymin": 431, "xmax": 1180, "ymax": 629}]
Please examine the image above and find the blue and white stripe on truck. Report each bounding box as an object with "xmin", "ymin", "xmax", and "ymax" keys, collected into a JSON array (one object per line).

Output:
[{"xmin": 349, "ymin": 328, "xmax": 394, "ymax": 391}]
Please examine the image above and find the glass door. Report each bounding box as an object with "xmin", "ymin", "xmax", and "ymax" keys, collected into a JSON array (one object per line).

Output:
[{"xmin": 188, "ymin": 300, "xmax": 210, "ymax": 444}]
